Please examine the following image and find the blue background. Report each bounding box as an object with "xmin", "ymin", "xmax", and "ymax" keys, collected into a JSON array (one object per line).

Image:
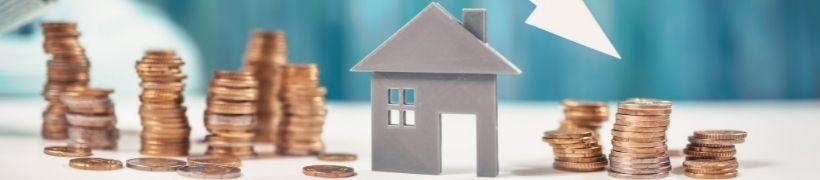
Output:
[{"xmin": 3, "ymin": 0, "xmax": 819, "ymax": 101}]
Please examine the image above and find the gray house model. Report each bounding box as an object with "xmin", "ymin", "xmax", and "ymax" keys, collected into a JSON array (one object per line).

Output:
[{"xmin": 351, "ymin": 2, "xmax": 520, "ymax": 177}]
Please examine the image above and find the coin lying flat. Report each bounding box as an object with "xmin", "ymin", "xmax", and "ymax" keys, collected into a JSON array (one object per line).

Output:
[
  {"xmin": 43, "ymin": 146, "xmax": 92, "ymax": 157},
  {"xmin": 303, "ymin": 165, "xmax": 356, "ymax": 178},
  {"xmin": 126, "ymin": 158, "xmax": 186, "ymax": 172},
  {"xmin": 187, "ymin": 155, "xmax": 241, "ymax": 167},
  {"xmin": 69, "ymin": 157, "xmax": 123, "ymax": 170},
  {"xmin": 607, "ymin": 170, "xmax": 669, "ymax": 179},
  {"xmin": 694, "ymin": 129, "xmax": 747, "ymax": 140},
  {"xmin": 177, "ymin": 164, "xmax": 241, "ymax": 179},
  {"xmin": 317, "ymin": 153, "xmax": 357, "ymax": 162}
]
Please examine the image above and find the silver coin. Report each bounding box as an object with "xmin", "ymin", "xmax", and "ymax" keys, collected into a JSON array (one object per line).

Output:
[
  {"xmin": 610, "ymin": 161, "xmax": 671, "ymax": 169},
  {"xmin": 618, "ymin": 98, "xmax": 672, "ymax": 109},
  {"xmin": 177, "ymin": 164, "xmax": 241, "ymax": 179},
  {"xmin": 609, "ymin": 164, "xmax": 671, "ymax": 174},
  {"xmin": 609, "ymin": 154, "xmax": 670, "ymax": 164},
  {"xmin": 126, "ymin": 158, "xmax": 186, "ymax": 172},
  {"xmin": 608, "ymin": 170, "xmax": 670, "ymax": 179}
]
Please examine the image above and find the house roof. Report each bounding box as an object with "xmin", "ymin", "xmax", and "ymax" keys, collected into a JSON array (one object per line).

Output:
[{"xmin": 351, "ymin": 3, "xmax": 521, "ymax": 75}]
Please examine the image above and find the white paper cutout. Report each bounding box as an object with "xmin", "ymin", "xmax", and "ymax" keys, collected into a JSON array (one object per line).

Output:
[{"xmin": 526, "ymin": 0, "xmax": 621, "ymax": 59}]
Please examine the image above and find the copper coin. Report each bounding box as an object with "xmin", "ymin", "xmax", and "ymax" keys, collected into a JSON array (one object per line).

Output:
[
  {"xmin": 43, "ymin": 146, "xmax": 92, "ymax": 157},
  {"xmin": 126, "ymin": 158, "xmax": 186, "ymax": 171},
  {"xmin": 694, "ymin": 129, "xmax": 747, "ymax": 140},
  {"xmin": 177, "ymin": 164, "xmax": 241, "ymax": 179},
  {"xmin": 303, "ymin": 165, "xmax": 356, "ymax": 178},
  {"xmin": 187, "ymin": 155, "xmax": 242, "ymax": 167},
  {"xmin": 317, "ymin": 153, "xmax": 357, "ymax": 162},
  {"xmin": 69, "ymin": 157, "xmax": 123, "ymax": 170}
]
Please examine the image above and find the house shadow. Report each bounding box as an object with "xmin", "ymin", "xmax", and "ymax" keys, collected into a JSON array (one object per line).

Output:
[{"xmin": 505, "ymin": 164, "xmax": 573, "ymax": 177}]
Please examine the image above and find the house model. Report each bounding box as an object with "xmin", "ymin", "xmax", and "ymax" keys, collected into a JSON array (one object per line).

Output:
[{"xmin": 351, "ymin": 2, "xmax": 520, "ymax": 177}]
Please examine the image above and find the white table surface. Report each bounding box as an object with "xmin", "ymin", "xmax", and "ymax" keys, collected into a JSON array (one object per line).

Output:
[{"xmin": 0, "ymin": 97, "xmax": 818, "ymax": 179}]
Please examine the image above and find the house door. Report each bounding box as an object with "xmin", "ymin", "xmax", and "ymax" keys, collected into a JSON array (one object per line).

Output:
[{"xmin": 441, "ymin": 113, "xmax": 477, "ymax": 175}]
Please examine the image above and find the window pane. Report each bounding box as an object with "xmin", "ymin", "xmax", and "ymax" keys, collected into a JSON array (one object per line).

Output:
[
  {"xmin": 403, "ymin": 110, "xmax": 415, "ymax": 126},
  {"xmin": 388, "ymin": 110, "xmax": 400, "ymax": 125},
  {"xmin": 404, "ymin": 89, "xmax": 415, "ymax": 105},
  {"xmin": 388, "ymin": 89, "xmax": 399, "ymax": 104}
]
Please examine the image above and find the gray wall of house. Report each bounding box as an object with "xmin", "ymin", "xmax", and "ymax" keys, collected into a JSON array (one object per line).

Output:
[{"xmin": 371, "ymin": 72, "xmax": 499, "ymax": 177}]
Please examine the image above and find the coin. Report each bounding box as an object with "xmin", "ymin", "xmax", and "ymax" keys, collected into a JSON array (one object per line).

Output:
[
  {"xmin": 543, "ymin": 130, "xmax": 592, "ymax": 139},
  {"xmin": 204, "ymin": 70, "xmax": 258, "ymax": 157},
  {"xmin": 303, "ymin": 165, "xmax": 356, "ymax": 178},
  {"xmin": 278, "ymin": 64, "xmax": 327, "ymax": 155},
  {"xmin": 126, "ymin": 158, "xmax": 186, "ymax": 171},
  {"xmin": 187, "ymin": 155, "xmax": 242, "ymax": 167},
  {"xmin": 688, "ymin": 136, "xmax": 745, "ymax": 145},
  {"xmin": 612, "ymin": 130, "xmax": 666, "ymax": 138},
  {"xmin": 608, "ymin": 170, "xmax": 669, "ymax": 179},
  {"xmin": 609, "ymin": 154, "xmax": 670, "ymax": 164},
  {"xmin": 618, "ymin": 98, "xmax": 672, "ymax": 109},
  {"xmin": 685, "ymin": 171, "xmax": 738, "ymax": 179},
  {"xmin": 317, "ymin": 153, "xmax": 357, "ymax": 162},
  {"xmin": 69, "ymin": 157, "xmax": 123, "ymax": 170},
  {"xmin": 555, "ymin": 156, "xmax": 607, "ymax": 163},
  {"xmin": 694, "ymin": 129, "xmax": 747, "ymax": 140},
  {"xmin": 177, "ymin": 164, "xmax": 241, "ymax": 179},
  {"xmin": 43, "ymin": 146, "xmax": 92, "ymax": 157}
]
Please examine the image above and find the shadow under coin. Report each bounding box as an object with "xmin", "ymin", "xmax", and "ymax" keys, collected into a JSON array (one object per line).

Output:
[
  {"xmin": 740, "ymin": 160, "xmax": 775, "ymax": 169},
  {"xmin": 671, "ymin": 166, "xmax": 685, "ymax": 175}
]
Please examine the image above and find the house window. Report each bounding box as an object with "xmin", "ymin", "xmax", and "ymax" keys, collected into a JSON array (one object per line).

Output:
[
  {"xmin": 403, "ymin": 110, "xmax": 415, "ymax": 126},
  {"xmin": 403, "ymin": 89, "xmax": 415, "ymax": 105},
  {"xmin": 387, "ymin": 87, "xmax": 416, "ymax": 127},
  {"xmin": 388, "ymin": 110, "xmax": 400, "ymax": 125},
  {"xmin": 388, "ymin": 89, "xmax": 400, "ymax": 104}
]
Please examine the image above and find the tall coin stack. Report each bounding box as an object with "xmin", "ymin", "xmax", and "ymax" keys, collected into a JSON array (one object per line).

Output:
[
  {"xmin": 683, "ymin": 130, "xmax": 747, "ymax": 179},
  {"xmin": 62, "ymin": 88, "xmax": 118, "ymax": 150},
  {"xmin": 542, "ymin": 130, "xmax": 607, "ymax": 172},
  {"xmin": 204, "ymin": 71, "xmax": 258, "ymax": 158},
  {"xmin": 608, "ymin": 98, "xmax": 672, "ymax": 179},
  {"xmin": 278, "ymin": 64, "xmax": 326, "ymax": 156},
  {"xmin": 558, "ymin": 99, "xmax": 609, "ymax": 143},
  {"xmin": 136, "ymin": 50, "xmax": 190, "ymax": 156},
  {"xmin": 241, "ymin": 30, "xmax": 288, "ymax": 143},
  {"xmin": 41, "ymin": 22, "xmax": 90, "ymax": 140}
]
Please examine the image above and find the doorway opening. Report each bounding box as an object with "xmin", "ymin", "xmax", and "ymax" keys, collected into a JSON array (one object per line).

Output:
[{"xmin": 440, "ymin": 113, "xmax": 477, "ymax": 175}]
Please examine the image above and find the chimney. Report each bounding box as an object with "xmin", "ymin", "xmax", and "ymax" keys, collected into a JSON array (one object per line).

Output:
[{"xmin": 462, "ymin": 8, "xmax": 486, "ymax": 42}]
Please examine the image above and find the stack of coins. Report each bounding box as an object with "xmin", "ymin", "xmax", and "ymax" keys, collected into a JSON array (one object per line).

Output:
[
  {"xmin": 242, "ymin": 30, "xmax": 288, "ymax": 143},
  {"xmin": 204, "ymin": 71, "xmax": 258, "ymax": 158},
  {"xmin": 608, "ymin": 98, "xmax": 672, "ymax": 179},
  {"xmin": 558, "ymin": 99, "xmax": 608, "ymax": 143},
  {"xmin": 277, "ymin": 64, "xmax": 326, "ymax": 155},
  {"xmin": 542, "ymin": 130, "xmax": 607, "ymax": 172},
  {"xmin": 683, "ymin": 130, "xmax": 747, "ymax": 179},
  {"xmin": 136, "ymin": 50, "xmax": 190, "ymax": 156},
  {"xmin": 62, "ymin": 87, "xmax": 118, "ymax": 150},
  {"xmin": 41, "ymin": 22, "xmax": 90, "ymax": 140}
]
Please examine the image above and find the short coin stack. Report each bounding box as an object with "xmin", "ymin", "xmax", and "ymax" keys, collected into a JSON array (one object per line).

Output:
[
  {"xmin": 242, "ymin": 30, "xmax": 288, "ymax": 143},
  {"xmin": 608, "ymin": 98, "xmax": 672, "ymax": 179},
  {"xmin": 41, "ymin": 22, "xmax": 90, "ymax": 140},
  {"xmin": 558, "ymin": 99, "xmax": 609, "ymax": 143},
  {"xmin": 136, "ymin": 50, "xmax": 190, "ymax": 156},
  {"xmin": 62, "ymin": 87, "xmax": 118, "ymax": 150},
  {"xmin": 542, "ymin": 130, "xmax": 607, "ymax": 172},
  {"xmin": 204, "ymin": 71, "xmax": 259, "ymax": 158},
  {"xmin": 277, "ymin": 64, "xmax": 326, "ymax": 155},
  {"xmin": 683, "ymin": 130, "xmax": 747, "ymax": 179}
]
